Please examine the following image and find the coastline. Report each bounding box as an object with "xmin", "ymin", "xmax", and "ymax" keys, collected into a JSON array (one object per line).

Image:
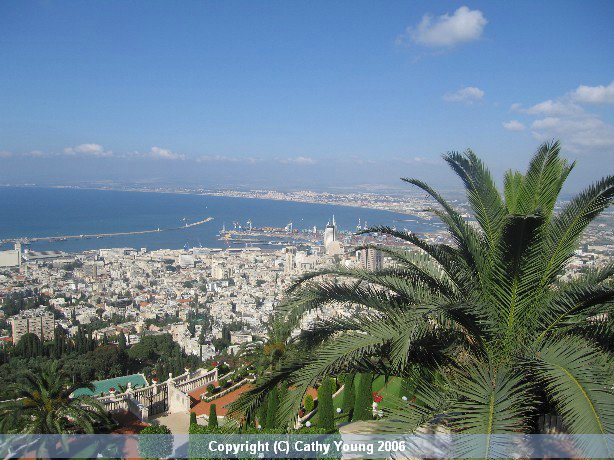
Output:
[
  {"xmin": 0, "ymin": 186, "xmax": 438, "ymax": 253},
  {"xmin": 5, "ymin": 184, "xmax": 433, "ymax": 219}
]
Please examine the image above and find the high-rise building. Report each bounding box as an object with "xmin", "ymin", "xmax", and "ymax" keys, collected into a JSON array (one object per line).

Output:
[
  {"xmin": 211, "ymin": 264, "xmax": 233, "ymax": 280},
  {"xmin": 0, "ymin": 243, "xmax": 21, "ymax": 268},
  {"xmin": 357, "ymin": 248, "xmax": 383, "ymax": 271},
  {"xmin": 11, "ymin": 309, "xmax": 55, "ymax": 344},
  {"xmin": 284, "ymin": 246, "xmax": 297, "ymax": 274},
  {"xmin": 323, "ymin": 216, "xmax": 337, "ymax": 254}
]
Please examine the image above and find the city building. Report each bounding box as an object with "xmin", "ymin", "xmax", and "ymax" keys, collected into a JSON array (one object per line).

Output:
[
  {"xmin": 284, "ymin": 246, "xmax": 296, "ymax": 274},
  {"xmin": 357, "ymin": 247, "xmax": 383, "ymax": 271},
  {"xmin": 0, "ymin": 243, "xmax": 21, "ymax": 268},
  {"xmin": 11, "ymin": 308, "xmax": 55, "ymax": 344},
  {"xmin": 323, "ymin": 216, "xmax": 337, "ymax": 254},
  {"xmin": 212, "ymin": 263, "xmax": 233, "ymax": 279}
]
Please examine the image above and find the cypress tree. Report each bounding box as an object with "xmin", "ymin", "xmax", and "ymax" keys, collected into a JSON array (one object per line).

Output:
[
  {"xmin": 208, "ymin": 404, "xmax": 218, "ymax": 428},
  {"xmin": 264, "ymin": 386, "xmax": 278, "ymax": 429},
  {"xmin": 353, "ymin": 373, "xmax": 373, "ymax": 421},
  {"xmin": 118, "ymin": 332, "xmax": 127, "ymax": 352},
  {"xmin": 277, "ymin": 385, "xmax": 289, "ymax": 428},
  {"xmin": 341, "ymin": 373, "xmax": 356, "ymax": 421},
  {"xmin": 317, "ymin": 377, "xmax": 335, "ymax": 431},
  {"xmin": 190, "ymin": 411, "xmax": 197, "ymax": 426},
  {"xmin": 257, "ymin": 394, "xmax": 268, "ymax": 428}
]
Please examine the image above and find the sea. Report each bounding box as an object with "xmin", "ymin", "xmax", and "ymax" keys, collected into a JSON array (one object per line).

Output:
[{"xmin": 0, "ymin": 187, "xmax": 434, "ymax": 252}]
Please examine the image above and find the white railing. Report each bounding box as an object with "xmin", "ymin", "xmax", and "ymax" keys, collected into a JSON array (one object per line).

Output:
[{"xmin": 95, "ymin": 367, "xmax": 218, "ymax": 418}]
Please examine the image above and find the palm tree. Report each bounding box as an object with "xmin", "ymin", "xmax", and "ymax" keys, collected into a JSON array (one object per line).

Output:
[
  {"xmin": 0, "ymin": 362, "xmax": 114, "ymax": 434},
  {"xmin": 230, "ymin": 141, "xmax": 613, "ymax": 447}
]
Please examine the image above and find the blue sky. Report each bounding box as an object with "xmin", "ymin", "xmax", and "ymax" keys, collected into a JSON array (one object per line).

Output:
[{"xmin": 1, "ymin": 1, "xmax": 612, "ymax": 192}]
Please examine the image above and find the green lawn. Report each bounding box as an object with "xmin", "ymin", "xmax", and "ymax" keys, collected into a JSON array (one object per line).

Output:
[{"xmin": 376, "ymin": 376, "xmax": 404, "ymax": 410}]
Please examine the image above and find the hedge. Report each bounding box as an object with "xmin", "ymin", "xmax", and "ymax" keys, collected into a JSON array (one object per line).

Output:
[
  {"xmin": 341, "ymin": 373, "xmax": 356, "ymax": 421},
  {"xmin": 317, "ymin": 377, "xmax": 335, "ymax": 431},
  {"xmin": 208, "ymin": 404, "xmax": 218, "ymax": 428},
  {"xmin": 138, "ymin": 424, "xmax": 173, "ymax": 459},
  {"xmin": 353, "ymin": 372, "xmax": 373, "ymax": 421}
]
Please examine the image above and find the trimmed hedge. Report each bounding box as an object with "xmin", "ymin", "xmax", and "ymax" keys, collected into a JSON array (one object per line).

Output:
[
  {"xmin": 304, "ymin": 394, "xmax": 314, "ymax": 413},
  {"xmin": 264, "ymin": 386, "xmax": 279, "ymax": 429},
  {"xmin": 341, "ymin": 373, "xmax": 356, "ymax": 421},
  {"xmin": 208, "ymin": 404, "xmax": 218, "ymax": 428},
  {"xmin": 317, "ymin": 377, "xmax": 335, "ymax": 431},
  {"xmin": 353, "ymin": 372, "xmax": 373, "ymax": 421}
]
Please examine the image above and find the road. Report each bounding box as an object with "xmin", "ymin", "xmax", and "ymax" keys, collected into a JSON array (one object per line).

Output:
[{"xmin": 1, "ymin": 217, "xmax": 214, "ymax": 245}]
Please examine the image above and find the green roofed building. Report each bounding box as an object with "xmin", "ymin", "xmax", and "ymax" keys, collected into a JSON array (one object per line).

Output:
[{"xmin": 72, "ymin": 373, "xmax": 148, "ymax": 397}]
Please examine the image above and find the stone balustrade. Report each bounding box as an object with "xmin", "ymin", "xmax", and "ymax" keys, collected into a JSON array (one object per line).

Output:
[{"xmin": 95, "ymin": 367, "xmax": 218, "ymax": 421}]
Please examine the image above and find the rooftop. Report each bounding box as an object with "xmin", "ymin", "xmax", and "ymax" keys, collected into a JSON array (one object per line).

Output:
[{"xmin": 72, "ymin": 373, "xmax": 148, "ymax": 397}]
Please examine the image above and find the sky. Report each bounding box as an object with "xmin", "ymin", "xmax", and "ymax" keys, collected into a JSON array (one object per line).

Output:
[{"xmin": 0, "ymin": 1, "xmax": 613, "ymax": 192}]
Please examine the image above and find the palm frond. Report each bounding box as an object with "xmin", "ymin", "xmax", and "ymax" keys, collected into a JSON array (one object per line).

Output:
[
  {"xmin": 443, "ymin": 149, "xmax": 505, "ymax": 255},
  {"xmin": 536, "ymin": 265, "xmax": 614, "ymax": 339},
  {"xmin": 515, "ymin": 141, "xmax": 574, "ymax": 217},
  {"xmin": 531, "ymin": 337, "xmax": 614, "ymax": 436},
  {"xmin": 446, "ymin": 363, "xmax": 535, "ymax": 458},
  {"xmin": 541, "ymin": 174, "xmax": 614, "ymax": 286}
]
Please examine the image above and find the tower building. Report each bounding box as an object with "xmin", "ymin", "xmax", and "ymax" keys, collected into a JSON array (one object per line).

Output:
[
  {"xmin": 323, "ymin": 216, "xmax": 337, "ymax": 254},
  {"xmin": 357, "ymin": 247, "xmax": 383, "ymax": 271}
]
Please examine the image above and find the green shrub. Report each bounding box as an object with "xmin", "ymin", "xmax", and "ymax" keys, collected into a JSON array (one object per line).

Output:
[
  {"xmin": 138, "ymin": 424, "xmax": 173, "ymax": 459},
  {"xmin": 190, "ymin": 411, "xmax": 197, "ymax": 425},
  {"xmin": 317, "ymin": 377, "xmax": 335, "ymax": 431},
  {"xmin": 304, "ymin": 394, "xmax": 314, "ymax": 413},
  {"xmin": 353, "ymin": 372, "xmax": 373, "ymax": 421},
  {"xmin": 243, "ymin": 427, "xmax": 287, "ymax": 434},
  {"xmin": 206, "ymin": 383, "xmax": 215, "ymax": 394},
  {"xmin": 188, "ymin": 424, "xmax": 227, "ymax": 459},
  {"xmin": 295, "ymin": 426, "xmax": 337, "ymax": 434},
  {"xmin": 217, "ymin": 363, "xmax": 230, "ymax": 375},
  {"xmin": 208, "ymin": 404, "xmax": 218, "ymax": 428},
  {"xmin": 330, "ymin": 377, "xmax": 338, "ymax": 393},
  {"xmin": 189, "ymin": 424, "xmax": 226, "ymax": 434}
]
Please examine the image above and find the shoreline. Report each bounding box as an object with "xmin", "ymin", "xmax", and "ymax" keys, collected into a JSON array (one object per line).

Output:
[{"xmin": 1, "ymin": 184, "xmax": 432, "ymax": 219}]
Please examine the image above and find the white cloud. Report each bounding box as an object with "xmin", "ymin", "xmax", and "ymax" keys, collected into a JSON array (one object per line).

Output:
[
  {"xmin": 196, "ymin": 155, "xmax": 315, "ymax": 165},
  {"xmin": 398, "ymin": 6, "xmax": 487, "ymax": 48},
  {"xmin": 278, "ymin": 156, "xmax": 316, "ymax": 165},
  {"xmin": 146, "ymin": 146, "xmax": 186, "ymax": 160},
  {"xmin": 502, "ymin": 120, "xmax": 526, "ymax": 131},
  {"xmin": 64, "ymin": 143, "xmax": 113, "ymax": 157},
  {"xmin": 443, "ymin": 86, "xmax": 484, "ymax": 104},
  {"xmin": 525, "ymin": 99, "xmax": 583, "ymax": 116},
  {"xmin": 398, "ymin": 156, "xmax": 441, "ymax": 165},
  {"xmin": 512, "ymin": 83, "xmax": 614, "ymax": 153},
  {"xmin": 571, "ymin": 82, "xmax": 614, "ymax": 104},
  {"xmin": 24, "ymin": 150, "xmax": 47, "ymax": 157},
  {"xmin": 196, "ymin": 155, "xmax": 260, "ymax": 163},
  {"xmin": 531, "ymin": 115, "xmax": 614, "ymax": 150},
  {"xmin": 0, "ymin": 150, "xmax": 13, "ymax": 158}
]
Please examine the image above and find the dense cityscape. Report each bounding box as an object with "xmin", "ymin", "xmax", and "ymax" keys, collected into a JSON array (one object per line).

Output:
[
  {"xmin": 1, "ymin": 2, "xmax": 612, "ymax": 458},
  {"xmin": 1, "ymin": 193, "xmax": 611, "ymax": 438}
]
